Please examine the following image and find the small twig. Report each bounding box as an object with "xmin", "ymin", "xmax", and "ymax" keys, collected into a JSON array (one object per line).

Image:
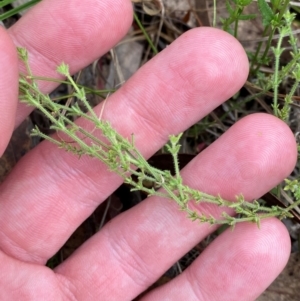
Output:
[{"xmin": 98, "ymin": 196, "xmax": 112, "ymax": 230}]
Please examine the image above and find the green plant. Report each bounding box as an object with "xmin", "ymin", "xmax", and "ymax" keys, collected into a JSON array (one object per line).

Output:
[
  {"xmin": 0, "ymin": 0, "xmax": 41, "ymax": 21},
  {"xmin": 18, "ymin": 46, "xmax": 300, "ymax": 228},
  {"xmin": 221, "ymin": 3, "xmax": 300, "ymax": 220},
  {"xmin": 1, "ymin": 0, "xmax": 299, "ymax": 228}
]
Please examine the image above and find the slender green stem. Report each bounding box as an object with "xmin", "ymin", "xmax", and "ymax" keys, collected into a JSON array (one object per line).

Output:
[
  {"xmin": 0, "ymin": 0, "xmax": 41, "ymax": 21},
  {"xmin": 251, "ymin": 0, "xmax": 290, "ymax": 74},
  {"xmin": 26, "ymin": 75, "xmax": 116, "ymax": 96},
  {"xmin": 213, "ymin": 0, "xmax": 217, "ymax": 27},
  {"xmin": 134, "ymin": 12, "xmax": 158, "ymax": 55}
]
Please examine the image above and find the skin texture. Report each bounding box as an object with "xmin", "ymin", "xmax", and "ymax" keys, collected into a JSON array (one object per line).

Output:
[
  {"xmin": 0, "ymin": 0, "xmax": 297, "ymax": 300},
  {"xmin": 0, "ymin": 26, "xmax": 18, "ymax": 155}
]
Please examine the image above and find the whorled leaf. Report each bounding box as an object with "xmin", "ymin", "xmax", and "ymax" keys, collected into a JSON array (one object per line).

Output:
[{"xmin": 257, "ymin": 0, "xmax": 274, "ymax": 27}]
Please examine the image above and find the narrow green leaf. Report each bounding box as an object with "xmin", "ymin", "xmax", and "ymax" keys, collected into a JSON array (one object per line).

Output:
[
  {"xmin": 257, "ymin": 0, "xmax": 274, "ymax": 26},
  {"xmin": 0, "ymin": 0, "xmax": 18, "ymax": 9},
  {"xmin": 225, "ymin": 0, "xmax": 234, "ymax": 14},
  {"xmin": 0, "ymin": 0, "xmax": 41, "ymax": 21}
]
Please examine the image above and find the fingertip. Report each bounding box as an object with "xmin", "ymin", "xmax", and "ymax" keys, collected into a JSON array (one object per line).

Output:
[
  {"xmin": 0, "ymin": 27, "xmax": 18, "ymax": 155},
  {"xmin": 230, "ymin": 218, "xmax": 291, "ymax": 285},
  {"xmin": 9, "ymin": 0, "xmax": 134, "ymax": 128},
  {"xmin": 149, "ymin": 218, "xmax": 291, "ymax": 301},
  {"xmin": 174, "ymin": 27, "xmax": 249, "ymax": 100},
  {"xmin": 231, "ymin": 218, "xmax": 291, "ymax": 265},
  {"xmin": 118, "ymin": 26, "xmax": 251, "ymax": 138},
  {"xmin": 9, "ymin": 0, "xmax": 134, "ymax": 72},
  {"xmin": 184, "ymin": 112, "xmax": 297, "ymax": 202},
  {"xmin": 236, "ymin": 113, "xmax": 297, "ymax": 179},
  {"xmin": 193, "ymin": 218, "xmax": 290, "ymax": 301}
]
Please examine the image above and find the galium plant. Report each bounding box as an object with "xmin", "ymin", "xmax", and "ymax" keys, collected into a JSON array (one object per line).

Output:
[
  {"xmin": 235, "ymin": 9, "xmax": 300, "ymax": 120},
  {"xmin": 221, "ymin": 3, "xmax": 300, "ymax": 217},
  {"xmin": 17, "ymin": 46, "xmax": 300, "ymax": 228},
  {"xmin": 1, "ymin": 0, "xmax": 298, "ymax": 227}
]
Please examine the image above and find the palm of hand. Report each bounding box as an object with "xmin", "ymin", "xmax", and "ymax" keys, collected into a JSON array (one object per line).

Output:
[{"xmin": 0, "ymin": 0, "xmax": 296, "ymax": 300}]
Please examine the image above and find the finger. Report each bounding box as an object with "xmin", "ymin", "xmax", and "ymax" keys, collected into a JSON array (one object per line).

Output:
[
  {"xmin": 140, "ymin": 219, "xmax": 291, "ymax": 301},
  {"xmin": 8, "ymin": 0, "xmax": 133, "ymax": 127},
  {"xmin": 0, "ymin": 27, "xmax": 18, "ymax": 155},
  {"xmin": 54, "ymin": 114, "xmax": 296, "ymax": 301},
  {"xmin": 0, "ymin": 27, "xmax": 248, "ymax": 263}
]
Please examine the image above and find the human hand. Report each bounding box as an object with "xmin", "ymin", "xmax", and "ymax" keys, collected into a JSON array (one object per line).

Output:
[{"xmin": 0, "ymin": 0, "xmax": 297, "ymax": 300}]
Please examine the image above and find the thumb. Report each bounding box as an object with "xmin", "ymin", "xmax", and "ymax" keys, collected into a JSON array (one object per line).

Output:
[{"xmin": 0, "ymin": 26, "xmax": 18, "ymax": 156}]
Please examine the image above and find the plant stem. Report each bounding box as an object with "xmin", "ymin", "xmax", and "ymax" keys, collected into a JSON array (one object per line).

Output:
[{"xmin": 134, "ymin": 12, "xmax": 158, "ymax": 55}]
